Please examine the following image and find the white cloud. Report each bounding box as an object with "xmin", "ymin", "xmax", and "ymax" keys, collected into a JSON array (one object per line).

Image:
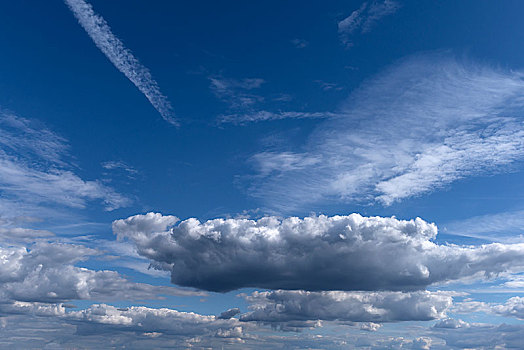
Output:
[
  {"xmin": 240, "ymin": 290, "xmax": 453, "ymax": 324},
  {"xmin": 114, "ymin": 212, "xmax": 524, "ymax": 292},
  {"xmin": 455, "ymin": 296, "xmax": 524, "ymax": 320},
  {"xmin": 0, "ymin": 241, "xmax": 203, "ymax": 305},
  {"xmin": 64, "ymin": 0, "xmax": 178, "ymax": 126},
  {"xmin": 249, "ymin": 53, "xmax": 524, "ymax": 210},
  {"xmin": 219, "ymin": 111, "xmax": 336, "ymax": 124},
  {"xmin": 338, "ymin": 1, "xmax": 400, "ymax": 47},
  {"xmin": 0, "ymin": 112, "xmax": 130, "ymax": 216},
  {"xmin": 443, "ymin": 209, "xmax": 524, "ymax": 243},
  {"xmin": 0, "ymin": 302, "xmax": 246, "ymax": 346}
]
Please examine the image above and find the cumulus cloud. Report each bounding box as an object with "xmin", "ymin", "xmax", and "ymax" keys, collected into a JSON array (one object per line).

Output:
[
  {"xmin": 64, "ymin": 0, "xmax": 178, "ymax": 125},
  {"xmin": 455, "ymin": 296, "xmax": 524, "ymax": 320},
  {"xmin": 0, "ymin": 241, "xmax": 203, "ymax": 307},
  {"xmin": 249, "ymin": 53, "xmax": 524, "ymax": 210},
  {"xmin": 338, "ymin": 1, "xmax": 400, "ymax": 47},
  {"xmin": 114, "ymin": 212, "xmax": 524, "ymax": 292},
  {"xmin": 239, "ymin": 290, "xmax": 452, "ymax": 324}
]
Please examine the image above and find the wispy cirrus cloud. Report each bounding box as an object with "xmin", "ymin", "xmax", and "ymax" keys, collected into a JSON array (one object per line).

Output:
[
  {"xmin": 338, "ymin": 0, "xmax": 401, "ymax": 47},
  {"xmin": 248, "ymin": 53, "xmax": 524, "ymax": 210},
  {"xmin": 0, "ymin": 111, "xmax": 130, "ymax": 218},
  {"xmin": 64, "ymin": 0, "xmax": 178, "ymax": 126},
  {"xmin": 209, "ymin": 75, "xmax": 338, "ymax": 124}
]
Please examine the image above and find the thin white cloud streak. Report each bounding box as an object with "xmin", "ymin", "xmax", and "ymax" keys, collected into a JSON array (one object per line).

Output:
[
  {"xmin": 64, "ymin": 0, "xmax": 178, "ymax": 126},
  {"xmin": 442, "ymin": 210, "xmax": 524, "ymax": 243},
  {"xmin": 219, "ymin": 111, "xmax": 338, "ymax": 124},
  {"xmin": 249, "ymin": 53, "xmax": 524, "ymax": 210},
  {"xmin": 338, "ymin": 0, "xmax": 400, "ymax": 47}
]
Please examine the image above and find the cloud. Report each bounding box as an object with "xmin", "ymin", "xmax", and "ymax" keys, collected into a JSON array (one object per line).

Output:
[
  {"xmin": 0, "ymin": 241, "xmax": 203, "ymax": 306},
  {"xmin": 101, "ymin": 160, "xmax": 138, "ymax": 175},
  {"xmin": 64, "ymin": 0, "xmax": 178, "ymax": 126},
  {"xmin": 455, "ymin": 296, "xmax": 524, "ymax": 320},
  {"xmin": 0, "ymin": 302, "xmax": 246, "ymax": 347},
  {"xmin": 291, "ymin": 38, "xmax": 309, "ymax": 48},
  {"xmin": 240, "ymin": 290, "xmax": 452, "ymax": 325},
  {"xmin": 114, "ymin": 212, "xmax": 524, "ymax": 292},
  {"xmin": 432, "ymin": 322, "xmax": 524, "ymax": 349},
  {"xmin": 209, "ymin": 76, "xmax": 265, "ymax": 110},
  {"xmin": 338, "ymin": 1, "xmax": 400, "ymax": 47},
  {"xmin": 249, "ymin": 53, "xmax": 524, "ymax": 210},
  {"xmin": 210, "ymin": 75, "xmax": 338, "ymax": 124},
  {"xmin": 0, "ymin": 112, "xmax": 130, "ymax": 216},
  {"xmin": 443, "ymin": 209, "xmax": 524, "ymax": 243},
  {"xmin": 219, "ymin": 111, "xmax": 336, "ymax": 124}
]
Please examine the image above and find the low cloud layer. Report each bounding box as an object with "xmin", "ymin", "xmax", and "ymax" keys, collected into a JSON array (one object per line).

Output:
[{"xmin": 114, "ymin": 212, "xmax": 524, "ymax": 292}]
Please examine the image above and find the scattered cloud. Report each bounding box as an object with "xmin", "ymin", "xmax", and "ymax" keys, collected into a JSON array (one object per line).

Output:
[
  {"xmin": 114, "ymin": 212, "xmax": 524, "ymax": 292},
  {"xmin": 0, "ymin": 112, "xmax": 130, "ymax": 217},
  {"xmin": 338, "ymin": 0, "xmax": 401, "ymax": 47},
  {"xmin": 101, "ymin": 161, "xmax": 138, "ymax": 175},
  {"xmin": 314, "ymin": 80, "xmax": 344, "ymax": 91},
  {"xmin": 455, "ymin": 296, "xmax": 524, "ymax": 320},
  {"xmin": 291, "ymin": 38, "xmax": 309, "ymax": 48},
  {"xmin": 64, "ymin": 0, "xmax": 178, "ymax": 126},
  {"xmin": 249, "ymin": 53, "xmax": 524, "ymax": 210},
  {"xmin": 209, "ymin": 76, "xmax": 265, "ymax": 110}
]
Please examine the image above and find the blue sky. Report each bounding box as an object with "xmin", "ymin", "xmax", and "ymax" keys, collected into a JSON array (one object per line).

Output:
[{"xmin": 1, "ymin": 0, "xmax": 524, "ymax": 348}]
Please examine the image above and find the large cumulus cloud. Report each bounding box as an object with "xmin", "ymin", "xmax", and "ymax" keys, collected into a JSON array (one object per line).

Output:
[
  {"xmin": 240, "ymin": 290, "xmax": 453, "ymax": 324},
  {"xmin": 114, "ymin": 212, "xmax": 524, "ymax": 292}
]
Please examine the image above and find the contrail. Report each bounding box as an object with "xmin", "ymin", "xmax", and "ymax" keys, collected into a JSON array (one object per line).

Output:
[{"xmin": 64, "ymin": 0, "xmax": 178, "ymax": 126}]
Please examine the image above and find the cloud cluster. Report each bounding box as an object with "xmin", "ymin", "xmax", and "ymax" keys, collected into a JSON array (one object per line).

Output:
[
  {"xmin": 0, "ymin": 302, "xmax": 246, "ymax": 348},
  {"xmin": 114, "ymin": 212, "xmax": 524, "ymax": 292},
  {"xmin": 249, "ymin": 53, "xmax": 524, "ymax": 210},
  {"xmin": 0, "ymin": 241, "xmax": 202, "ymax": 307},
  {"xmin": 240, "ymin": 290, "xmax": 452, "ymax": 324},
  {"xmin": 64, "ymin": 0, "xmax": 178, "ymax": 125}
]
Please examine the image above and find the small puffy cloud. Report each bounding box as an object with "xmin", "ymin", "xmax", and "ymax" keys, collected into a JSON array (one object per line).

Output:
[
  {"xmin": 218, "ymin": 308, "xmax": 241, "ymax": 320},
  {"xmin": 240, "ymin": 290, "xmax": 452, "ymax": 324},
  {"xmin": 114, "ymin": 212, "xmax": 524, "ymax": 292}
]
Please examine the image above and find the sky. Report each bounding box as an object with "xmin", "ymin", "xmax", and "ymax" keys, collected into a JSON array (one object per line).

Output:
[{"xmin": 0, "ymin": 0, "xmax": 524, "ymax": 348}]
